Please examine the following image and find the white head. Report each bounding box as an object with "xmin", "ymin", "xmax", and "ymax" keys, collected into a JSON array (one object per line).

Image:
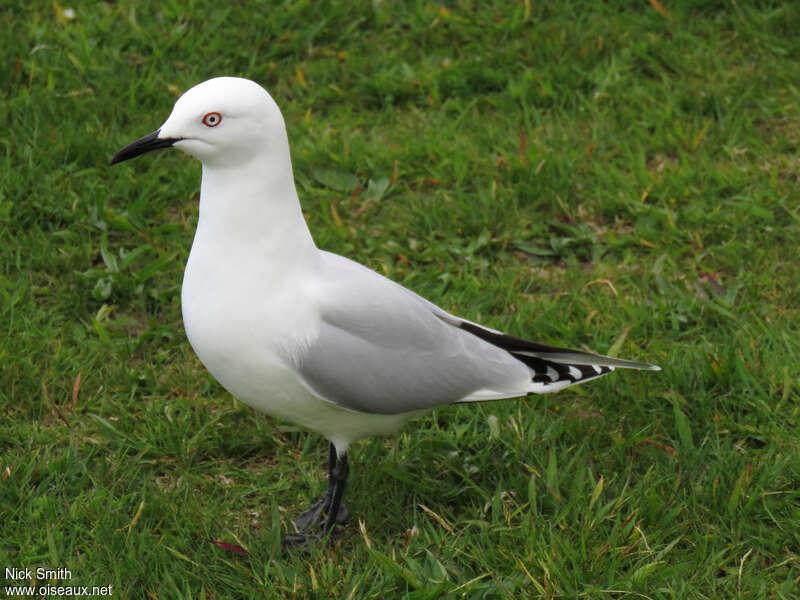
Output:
[{"xmin": 111, "ymin": 77, "xmax": 288, "ymax": 169}]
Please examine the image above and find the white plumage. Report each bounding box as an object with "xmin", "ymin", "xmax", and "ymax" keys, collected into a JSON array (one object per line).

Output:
[{"xmin": 111, "ymin": 77, "xmax": 660, "ymax": 547}]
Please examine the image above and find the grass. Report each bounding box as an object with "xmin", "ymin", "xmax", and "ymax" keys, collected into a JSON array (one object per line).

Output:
[{"xmin": 1, "ymin": 0, "xmax": 799, "ymax": 598}]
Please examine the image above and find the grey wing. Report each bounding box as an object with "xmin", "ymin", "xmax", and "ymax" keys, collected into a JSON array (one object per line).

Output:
[{"xmin": 296, "ymin": 252, "xmax": 534, "ymax": 415}]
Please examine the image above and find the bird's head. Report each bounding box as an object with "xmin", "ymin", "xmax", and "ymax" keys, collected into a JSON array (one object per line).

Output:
[{"xmin": 111, "ymin": 77, "xmax": 287, "ymax": 168}]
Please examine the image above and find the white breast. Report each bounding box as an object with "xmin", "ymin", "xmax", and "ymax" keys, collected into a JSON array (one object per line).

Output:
[{"xmin": 180, "ymin": 234, "xmax": 414, "ymax": 451}]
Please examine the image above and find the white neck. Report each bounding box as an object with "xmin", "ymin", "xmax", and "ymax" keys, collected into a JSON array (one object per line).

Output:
[{"xmin": 193, "ymin": 145, "xmax": 317, "ymax": 275}]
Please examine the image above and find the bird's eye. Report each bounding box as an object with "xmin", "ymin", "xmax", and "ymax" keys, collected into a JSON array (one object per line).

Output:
[{"xmin": 202, "ymin": 112, "xmax": 222, "ymax": 127}]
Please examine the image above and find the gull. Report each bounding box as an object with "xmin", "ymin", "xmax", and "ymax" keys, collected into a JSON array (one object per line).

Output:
[{"xmin": 111, "ymin": 77, "xmax": 660, "ymax": 548}]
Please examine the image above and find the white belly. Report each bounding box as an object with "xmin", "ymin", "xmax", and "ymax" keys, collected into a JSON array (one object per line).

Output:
[{"xmin": 180, "ymin": 244, "xmax": 417, "ymax": 451}]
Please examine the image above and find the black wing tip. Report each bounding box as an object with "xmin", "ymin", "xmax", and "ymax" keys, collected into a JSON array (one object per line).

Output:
[
  {"xmin": 523, "ymin": 356, "xmax": 614, "ymax": 385},
  {"xmin": 458, "ymin": 320, "xmax": 660, "ymax": 372},
  {"xmin": 458, "ymin": 320, "xmax": 580, "ymax": 355}
]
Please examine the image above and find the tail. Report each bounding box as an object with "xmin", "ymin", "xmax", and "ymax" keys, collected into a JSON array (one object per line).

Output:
[{"xmin": 458, "ymin": 321, "xmax": 660, "ymax": 393}]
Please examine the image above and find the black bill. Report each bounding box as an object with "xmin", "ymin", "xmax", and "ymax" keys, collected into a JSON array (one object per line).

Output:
[{"xmin": 110, "ymin": 130, "xmax": 181, "ymax": 166}]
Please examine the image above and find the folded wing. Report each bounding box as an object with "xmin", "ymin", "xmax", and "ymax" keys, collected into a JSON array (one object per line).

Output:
[{"xmin": 296, "ymin": 251, "xmax": 658, "ymax": 415}]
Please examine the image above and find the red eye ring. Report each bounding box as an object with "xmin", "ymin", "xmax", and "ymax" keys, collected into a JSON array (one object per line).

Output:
[{"xmin": 202, "ymin": 112, "xmax": 222, "ymax": 127}]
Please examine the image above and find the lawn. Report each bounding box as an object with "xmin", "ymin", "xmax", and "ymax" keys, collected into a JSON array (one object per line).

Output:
[{"xmin": 1, "ymin": 1, "xmax": 799, "ymax": 598}]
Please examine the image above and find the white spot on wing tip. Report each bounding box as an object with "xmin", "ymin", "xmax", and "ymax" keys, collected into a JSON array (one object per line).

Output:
[
  {"xmin": 591, "ymin": 365, "xmax": 602, "ymax": 375},
  {"xmin": 546, "ymin": 366, "xmax": 559, "ymax": 381},
  {"xmin": 568, "ymin": 366, "xmax": 581, "ymax": 379}
]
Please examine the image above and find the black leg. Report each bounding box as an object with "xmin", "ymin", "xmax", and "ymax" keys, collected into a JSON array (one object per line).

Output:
[
  {"xmin": 283, "ymin": 443, "xmax": 350, "ymax": 549},
  {"xmin": 324, "ymin": 451, "xmax": 349, "ymax": 532},
  {"xmin": 291, "ymin": 443, "xmax": 335, "ymax": 531},
  {"xmin": 292, "ymin": 443, "xmax": 350, "ymax": 531}
]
